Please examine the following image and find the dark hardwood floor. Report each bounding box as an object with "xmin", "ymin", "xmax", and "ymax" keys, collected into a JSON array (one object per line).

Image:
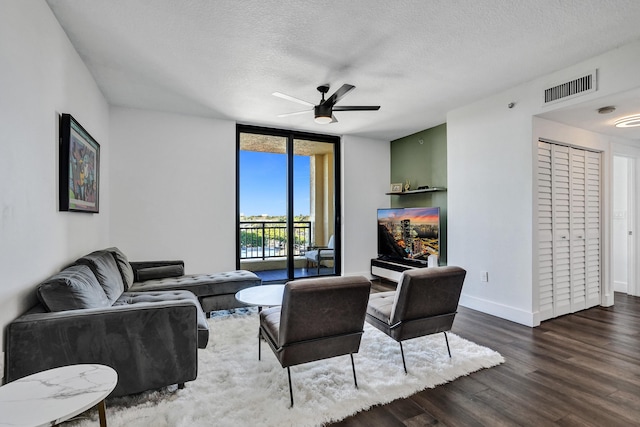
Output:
[{"xmin": 330, "ymin": 286, "xmax": 640, "ymax": 426}]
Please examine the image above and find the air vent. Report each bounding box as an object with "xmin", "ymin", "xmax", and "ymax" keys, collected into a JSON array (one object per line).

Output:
[{"xmin": 543, "ymin": 70, "xmax": 597, "ymax": 105}]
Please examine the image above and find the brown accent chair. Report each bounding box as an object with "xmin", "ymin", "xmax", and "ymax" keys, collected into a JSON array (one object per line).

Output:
[
  {"xmin": 366, "ymin": 266, "xmax": 466, "ymax": 373},
  {"xmin": 259, "ymin": 275, "xmax": 371, "ymax": 406}
]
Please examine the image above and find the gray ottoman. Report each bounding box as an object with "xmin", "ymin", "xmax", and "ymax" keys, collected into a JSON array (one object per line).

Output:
[{"xmin": 128, "ymin": 270, "xmax": 262, "ymax": 315}]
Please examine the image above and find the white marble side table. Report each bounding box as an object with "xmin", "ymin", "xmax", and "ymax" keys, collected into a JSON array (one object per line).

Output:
[
  {"xmin": 0, "ymin": 364, "xmax": 118, "ymax": 427},
  {"xmin": 236, "ymin": 284, "xmax": 285, "ymax": 310}
]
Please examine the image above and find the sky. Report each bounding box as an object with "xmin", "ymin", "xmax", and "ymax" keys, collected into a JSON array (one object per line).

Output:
[{"xmin": 239, "ymin": 151, "xmax": 310, "ymax": 217}]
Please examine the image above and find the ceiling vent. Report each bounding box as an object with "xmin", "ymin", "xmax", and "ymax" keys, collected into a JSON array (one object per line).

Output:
[{"xmin": 543, "ymin": 70, "xmax": 597, "ymax": 105}]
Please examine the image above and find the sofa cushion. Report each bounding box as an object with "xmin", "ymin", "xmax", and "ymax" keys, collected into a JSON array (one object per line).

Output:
[
  {"xmin": 106, "ymin": 247, "xmax": 135, "ymax": 291},
  {"xmin": 75, "ymin": 250, "xmax": 125, "ymax": 304},
  {"xmin": 366, "ymin": 291, "xmax": 394, "ymax": 324},
  {"xmin": 135, "ymin": 264, "xmax": 184, "ymax": 282},
  {"xmin": 37, "ymin": 264, "xmax": 110, "ymax": 312},
  {"xmin": 128, "ymin": 270, "xmax": 261, "ymax": 297}
]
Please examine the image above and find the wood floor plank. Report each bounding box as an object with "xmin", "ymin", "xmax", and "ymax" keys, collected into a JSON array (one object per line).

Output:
[
  {"xmin": 330, "ymin": 403, "xmax": 406, "ymax": 427},
  {"xmin": 467, "ymin": 364, "xmax": 569, "ymax": 421},
  {"xmin": 472, "ymin": 388, "xmax": 559, "ymax": 427},
  {"xmin": 411, "ymin": 385, "xmax": 514, "ymax": 427},
  {"xmin": 524, "ymin": 369, "xmax": 639, "ymax": 425},
  {"xmin": 381, "ymin": 396, "xmax": 434, "ymax": 424},
  {"xmin": 326, "ymin": 291, "xmax": 640, "ymax": 426}
]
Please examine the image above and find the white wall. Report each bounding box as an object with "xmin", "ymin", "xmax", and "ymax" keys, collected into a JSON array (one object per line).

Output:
[
  {"xmin": 447, "ymin": 39, "xmax": 640, "ymax": 326},
  {"xmin": 341, "ymin": 135, "xmax": 390, "ymax": 277},
  {"xmin": 109, "ymin": 113, "xmax": 389, "ymax": 277},
  {"xmin": 109, "ymin": 107, "xmax": 236, "ymax": 273},
  {"xmin": 0, "ymin": 2, "xmax": 109, "ymax": 356},
  {"xmin": 447, "ymin": 86, "xmax": 536, "ymax": 326}
]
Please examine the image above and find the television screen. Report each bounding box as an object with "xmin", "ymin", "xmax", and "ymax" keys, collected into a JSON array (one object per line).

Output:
[{"xmin": 377, "ymin": 207, "xmax": 440, "ymax": 262}]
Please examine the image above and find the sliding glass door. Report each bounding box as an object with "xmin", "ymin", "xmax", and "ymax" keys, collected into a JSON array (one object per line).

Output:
[{"xmin": 237, "ymin": 125, "xmax": 340, "ymax": 283}]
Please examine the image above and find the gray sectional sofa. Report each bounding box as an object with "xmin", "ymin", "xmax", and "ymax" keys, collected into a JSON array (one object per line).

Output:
[{"xmin": 4, "ymin": 247, "xmax": 261, "ymax": 397}]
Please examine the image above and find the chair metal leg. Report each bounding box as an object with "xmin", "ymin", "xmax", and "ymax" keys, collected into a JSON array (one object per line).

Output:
[
  {"xmin": 350, "ymin": 353, "xmax": 358, "ymax": 388},
  {"xmin": 444, "ymin": 332, "xmax": 451, "ymax": 358},
  {"xmin": 399, "ymin": 341, "xmax": 407, "ymax": 374},
  {"xmin": 287, "ymin": 367, "xmax": 294, "ymax": 407},
  {"xmin": 258, "ymin": 328, "xmax": 261, "ymax": 361}
]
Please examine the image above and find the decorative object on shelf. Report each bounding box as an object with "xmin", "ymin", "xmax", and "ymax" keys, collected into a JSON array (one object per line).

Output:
[
  {"xmin": 390, "ymin": 183, "xmax": 403, "ymax": 193},
  {"xmin": 59, "ymin": 113, "xmax": 100, "ymax": 213},
  {"xmin": 404, "ymin": 180, "xmax": 411, "ymax": 192},
  {"xmin": 417, "ymin": 185, "xmax": 430, "ymax": 190},
  {"xmin": 385, "ymin": 187, "xmax": 447, "ymax": 195}
]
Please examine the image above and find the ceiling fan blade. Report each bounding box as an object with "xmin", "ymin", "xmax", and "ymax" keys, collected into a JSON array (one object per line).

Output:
[
  {"xmin": 273, "ymin": 92, "xmax": 314, "ymax": 107},
  {"xmin": 333, "ymin": 105, "xmax": 381, "ymax": 111},
  {"xmin": 323, "ymin": 84, "xmax": 355, "ymax": 107},
  {"xmin": 277, "ymin": 110, "xmax": 311, "ymax": 118}
]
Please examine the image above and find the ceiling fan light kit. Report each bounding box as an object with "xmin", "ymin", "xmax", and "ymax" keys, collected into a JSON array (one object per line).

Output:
[
  {"xmin": 615, "ymin": 114, "xmax": 640, "ymax": 128},
  {"xmin": 314, "ymin": 104, "xmax": 334, "ymax": 124},
  {"xmin": 275, "ymin": 83, "xmax": 380, "ymax": 124}
]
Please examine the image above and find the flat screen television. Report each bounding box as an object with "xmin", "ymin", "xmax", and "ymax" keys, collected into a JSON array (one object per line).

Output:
[{"xmin": 377, "ymin": 207, "xmax": 440, "ymax": 263}]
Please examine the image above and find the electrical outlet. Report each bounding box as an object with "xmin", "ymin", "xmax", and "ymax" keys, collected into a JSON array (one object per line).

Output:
[{"xmin": 481, "ymin": 271, "xmax": 489, "ymax": 282}]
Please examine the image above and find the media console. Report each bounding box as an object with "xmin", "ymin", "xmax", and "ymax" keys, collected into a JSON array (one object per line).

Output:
[{"xmin": 371, "ymin": 258, "xmax": 429, "ymax": 282}]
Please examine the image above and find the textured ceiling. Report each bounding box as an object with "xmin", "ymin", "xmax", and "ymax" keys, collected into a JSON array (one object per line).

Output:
[{"xmin": 46, "ymin": 0, "xmax": 640, "ymax": 141}]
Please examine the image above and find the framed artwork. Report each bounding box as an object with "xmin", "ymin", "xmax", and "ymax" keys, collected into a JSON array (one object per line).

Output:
[
  {"xmin": 59, "ymin": 114, "xmax": 100, "ymax": 213},
  {"xmin": 390, "ymin": 183, "xmax": 403, "ymax": 193}
]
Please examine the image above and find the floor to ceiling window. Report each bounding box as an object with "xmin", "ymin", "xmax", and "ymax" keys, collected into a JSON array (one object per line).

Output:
[{"xmin": 237, "ymin": 125, "xmax": 340, "ymax": 283}]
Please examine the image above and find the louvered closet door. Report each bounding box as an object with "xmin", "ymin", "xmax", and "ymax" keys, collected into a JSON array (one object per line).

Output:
[
  {"xmin": 585, "ymin": 150, "xmax": 601, "ymax": 307},
  {"xmin": 552, "ymin": 144, "xmax": 572, "ymax": 317},
  {"xmin": 537, "ymin": 142, "xmax": 554, "ymax": 320},
  {"xmin": 537, "ymin": 141, "xmax": 601, "ymax": 321},
  {"xmin": 570, "ymin": 148, "xmax": 587, "ymax": 312}
]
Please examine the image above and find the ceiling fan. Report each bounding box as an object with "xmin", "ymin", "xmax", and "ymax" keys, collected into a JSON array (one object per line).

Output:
[{"xmin": 273, "ymin": 84, "xmax": 380, "ymax": 124}]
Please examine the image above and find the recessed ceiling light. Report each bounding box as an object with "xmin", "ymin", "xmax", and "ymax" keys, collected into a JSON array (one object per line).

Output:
[
  {"xmin": 597, "ymin": 106, "xmax": 616, "ymax": 114},
  {"xmin": 615, "ymin": 114, "xmax": 640, "ymax": 128}
]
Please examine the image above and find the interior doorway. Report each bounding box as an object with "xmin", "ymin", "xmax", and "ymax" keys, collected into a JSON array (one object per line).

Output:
[{"xmin": 613, "ymin": 155, "xmax": 636, "ymax": 296}]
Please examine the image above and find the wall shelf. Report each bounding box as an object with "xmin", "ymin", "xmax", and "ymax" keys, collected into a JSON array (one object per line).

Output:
[{"xmin": 385, "ymin": 187, "xmax": 447, "ymax": 195}]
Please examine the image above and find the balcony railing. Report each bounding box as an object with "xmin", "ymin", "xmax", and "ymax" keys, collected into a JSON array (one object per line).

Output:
[{"xmin": 240, "ymin": 221, "xmax": 311, "ymax": 260}]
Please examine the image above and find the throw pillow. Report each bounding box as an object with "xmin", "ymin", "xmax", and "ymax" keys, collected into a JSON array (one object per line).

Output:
[
  {"xmin": 37, "ymin": 264, "xmax": 111, "ymax": 311},
  {"xmin": 75, "ymin": 250, "xmax": 125, "ymax": 304},
  {"xmin": 106, "ymin": 247, "xmax": 135, "ymax": 290},
  {"xmin": 135, "ymin": 264, "xmax": 184, "ymax": 282}
]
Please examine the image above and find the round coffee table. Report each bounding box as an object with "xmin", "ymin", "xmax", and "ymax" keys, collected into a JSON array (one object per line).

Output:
[
  {"xmin": 0, "ymin": 364, "xmax": 118, "ymax": 427},
  {"xmin": 235, "ymin": 284, "xmax": 285, "ymax": 310}
]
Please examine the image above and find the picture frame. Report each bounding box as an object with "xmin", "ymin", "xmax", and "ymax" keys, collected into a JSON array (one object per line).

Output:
[
  {"xmin": 59, "ymin": 113, "xmax": 100, "ymax": 213},
  {"xmin": 390, "ymin": 183, "xmax": 403, "ymax": 193}
]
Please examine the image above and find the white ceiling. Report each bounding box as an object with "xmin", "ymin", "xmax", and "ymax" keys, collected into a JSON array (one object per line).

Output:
[
  {"xmin": 537, "ymin": 87, "xmax": 640, "ymax": 141},
  {"xmin": 46, "ymin": 0, "xmax": 640, "ymax": 141}
]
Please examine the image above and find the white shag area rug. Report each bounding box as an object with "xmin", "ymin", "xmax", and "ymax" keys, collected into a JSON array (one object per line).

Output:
[{"xmin": 68, "ymin": 308, "xmax": 503, "ymax": 427}]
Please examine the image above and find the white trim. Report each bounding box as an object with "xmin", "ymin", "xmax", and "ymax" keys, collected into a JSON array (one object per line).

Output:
[
  {"xmin": 612, "ymin": 149, "xmax": 640, "ymax": 297},
  {"xmin": 460, "ymin": 294, "xmax": 536, "ymax": 327},
  {"xmin": 613, "ymin": 280, "xmax": 628, "ymax": 293},
  {"xmin": 629, "ymin": 157, "xmax": 638, "ymax": 296}
]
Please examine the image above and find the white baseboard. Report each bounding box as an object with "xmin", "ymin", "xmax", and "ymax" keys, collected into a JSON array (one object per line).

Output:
[
  {"xmin": 613, "ymin": 280, "xmax": 628, "ymax": 293},
  {"xmin": 459, "ymin": 293, "xmax": 536, "ymax": 327},
  {"xmin": 344, "ymin": 270, "xmax": 377, "ymax": 280}
]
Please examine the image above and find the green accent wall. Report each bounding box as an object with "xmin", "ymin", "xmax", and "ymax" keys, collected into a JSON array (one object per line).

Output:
[{"xmin": 390, "ymin": 123, "xmax": 447, "ymax": 264}]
